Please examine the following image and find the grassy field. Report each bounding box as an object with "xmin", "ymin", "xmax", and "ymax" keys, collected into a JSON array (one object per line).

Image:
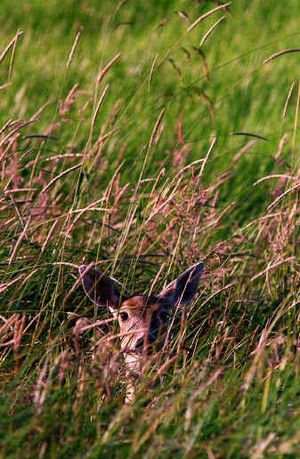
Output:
[{"xmin": 0, "ymin": 0, "xmax": 300, "ymax": 457}]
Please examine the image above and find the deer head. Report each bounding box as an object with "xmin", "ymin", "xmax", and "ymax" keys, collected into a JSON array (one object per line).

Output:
[{"xmin": 79, "ymin": 261, "xmax": 204, "ymax": 400}]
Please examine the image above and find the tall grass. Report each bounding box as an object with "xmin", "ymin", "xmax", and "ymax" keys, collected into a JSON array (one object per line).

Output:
[{"xmin": 0, "ymin": 0, "xmax": 300, "ymax": 457}]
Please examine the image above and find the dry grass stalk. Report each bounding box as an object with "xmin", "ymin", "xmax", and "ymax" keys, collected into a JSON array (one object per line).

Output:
[
  {"xmin": 89, "ymin": 84, "xmax": 109, "ymax": 141},
  {"xmin": 275, "ymin": 133, "xmax": 288, "ymax": 162},
  {"xmin": 250, "ymin": 256, "xmax": 295, "ymax": 282},
  {"xmin": 59, "ymin": 84, "xmax": 79, "ymax": 116},
  {"xmin": 199, "ymin": 15, "xmax": 226, "ymax": 47},
  {"xmin": 0, "ymin": 82, "xmax": 12, "ymax": 91},
  {"xmin": 41, "ymin": 220, "xmax": 60, "ymax": 253},
  {"xmin": 8, "ymin": 218, "xmax": 30, "ymax": 265},
  {"xmin": 282, "ymin": 81, "xmax": 295, "ymax": 118},
  {"xmin": 96, "ymin": 53, "xmax": 121, "ymax": 85},
  {"xmin": 4, "ymin": 187, "xmax": 37, "ymax": 194},
  {"xmin": 44, "ymin": 153, "xmax": 84, "ymax": 163},
  {"xmin": 187, "ymin": 2, "xmax": 231, "ymax": 32},
  {"xmin": 8, "ymin": 29, "xmax": 23, "ymax": 78},
  {"xmin": 177, "ymin": 10, "xmax": 190, "ymax": 23},
  {"xmin": 0, "ymin": 274, "xmax": 25, "ymax": 293},
  {"xmin": 0, "ymin": 30, "xmax": 23, "ymax": 66},
  {"xmin": 253, "ymin": 174, "xmax": 292, "ymax": 186},
  {"xmin": 149, "ymin": 108, "xmax": 165, "ymax": 148},
  {"xmin": 0, "ymin": 119, "xmax": 36, "ymax": 149},
  {"xmin": 64, "ymin": 198, "xmax": 111, "ymax": 238},
  {"xmin": 0, "ymin": 313, "xmax": 25, "ymax": 375},
  {"xmin": 233, "ymin": 139, "xmax": 257, "ymax": 161},
  {"xmin": 250, "ymin": 433, "xmax": 276, "ymax": 459},
  {"xmin": 267, "ymin": 181, "xmax": 300, "ymax": 210},
  {"xmin": 13, "ymin": 313, "xmax": 26, "ymax": 353},
  {"xmin": 41, "ymin": 162, "xmax": 82, "ymax": 194},
  {"xmin": 198, "ymin": 136, "xmax": 216, "ymax": 178},
  {"xmin": 0, "ymin": 315, "xmax": 18, "ymax": 346},
  {"xmin": 66, "ymin": 26, "xmax": 83, "ymax": 68},
  {"xmin": 95, "ymin": 127, "xmax": 119, "ymax": 145},
  {"xmin": 264, "ymin": 48, "xmax": 300, "ymax": 64}
]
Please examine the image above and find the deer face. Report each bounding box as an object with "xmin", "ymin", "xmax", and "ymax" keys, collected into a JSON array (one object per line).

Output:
[
  {"xmin": 116, "ymin": 295, "xmax": 170, "ymax": 352},
  {"xmin": 78, "ymin": 262, "xmax": 204, "ymax": 376}
]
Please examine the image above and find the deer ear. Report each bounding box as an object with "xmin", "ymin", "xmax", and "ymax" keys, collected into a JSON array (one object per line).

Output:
[
  {"xmin": 158, "ymin": 261, "xmax": 204, "ymax": 306},
  {"xmin": 79, "ymin": 265, "xmax": 121, "ymax": 309}
]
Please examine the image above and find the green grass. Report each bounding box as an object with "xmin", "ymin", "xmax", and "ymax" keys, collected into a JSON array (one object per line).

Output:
[{"xmin": 0, "ymin": 0, "xmax": 300, "ymax": 457}]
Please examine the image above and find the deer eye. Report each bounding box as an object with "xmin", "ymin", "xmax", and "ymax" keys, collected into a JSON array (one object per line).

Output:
[{"xmin": 120, "ymin": 311, "xmax": 129, "ymax": 321}]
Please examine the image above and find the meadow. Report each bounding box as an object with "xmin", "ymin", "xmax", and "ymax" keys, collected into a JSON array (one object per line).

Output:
[{"xmin": 0, "ymin": 0, "xmax": 300, "ymax": 457}]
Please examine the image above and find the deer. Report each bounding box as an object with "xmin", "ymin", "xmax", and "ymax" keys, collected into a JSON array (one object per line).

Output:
[{"xmin": 79, "ymin": 261, "xmax": 204, "ymax": 402}]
